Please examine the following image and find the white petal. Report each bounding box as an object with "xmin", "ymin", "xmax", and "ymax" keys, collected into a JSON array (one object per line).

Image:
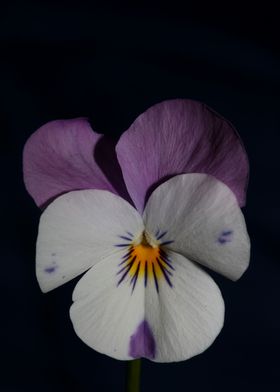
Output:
[
  {"xmin": 70, "ymin": 252, "xmax": 145, "ymax": 360},
  {"xmin": 145, "ymin": 251, "xmax": 224, "ymax": 362},
  {"xmin": 143, "ymin": 173, "xmax": 250, "ymax": 280},
  {"xmin": 70, "ymin": 249, "xmax": 224, "ymax": 362},
  {"xmin": 36, "ymin": 190, "xmax": 143, "ymax": 292}
]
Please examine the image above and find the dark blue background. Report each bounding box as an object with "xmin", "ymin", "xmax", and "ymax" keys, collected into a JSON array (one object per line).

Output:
[{"xmin": 1, "ymin": 2, "xmax": 279, "ymax": 391}]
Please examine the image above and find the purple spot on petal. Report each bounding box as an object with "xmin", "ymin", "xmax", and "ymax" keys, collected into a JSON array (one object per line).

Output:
[
  {"xmin": 44, "ymin": 266, "xmax": 57, "ymax": 273},
  {"xmin": 217, "ymin": 230, "xmax": 233, "ymax": 244},
  {"xmin": 129, "ymin": 320, "xmax": 156, "ymax": 359},
  {"xmin": 222, "ymin": 230, "xmax": 233, "ymax": 236}
]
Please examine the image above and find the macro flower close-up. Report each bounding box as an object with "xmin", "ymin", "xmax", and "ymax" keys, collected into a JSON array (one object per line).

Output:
[{"xmin": 23, "ymin": 99, "xmax": 250, "ymax": 363}]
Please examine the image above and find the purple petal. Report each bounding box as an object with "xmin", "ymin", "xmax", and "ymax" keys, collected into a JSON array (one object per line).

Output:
[
  {"xmin": 116, "ymin": 100, "xmax": 249, "ymax": 213},
  {"xmin": 129, "ymin": 320, "xmax": 156, "ymax": 359},
  {"xmin": 23, "ymin": 118, "xmax": 128, "ymax": 208}
]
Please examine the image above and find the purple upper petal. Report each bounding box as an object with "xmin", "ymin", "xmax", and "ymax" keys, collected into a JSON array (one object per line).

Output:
[
  {"xmin": 116, "ymin": 100, "xmax": 249, "ymax": 213},
  {"xmin": 23, "ymin": 118, "xmax": 128, "ymax": 208}
]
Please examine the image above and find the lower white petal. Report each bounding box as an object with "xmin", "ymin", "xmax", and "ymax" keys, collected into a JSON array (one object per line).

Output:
[
  {"xmin": 70, "ymin": 245, "xmax": 224, "ymax": 362},
  {"xmin": 36, "ymin": 190, "xmax": 143, "ymax": 292}
]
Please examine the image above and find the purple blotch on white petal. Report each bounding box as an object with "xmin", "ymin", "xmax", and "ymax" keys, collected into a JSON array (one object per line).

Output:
[
  {"xmin": 217, "ymin": 230, "xmax": 233, "ymax": 244},
  {"xmin": 44, "ymin": 266, "xmax": 57, "ymax": 273},
  {"xmin": 129, "ymin": 320, "xmax": 156, "ymax": 359}
]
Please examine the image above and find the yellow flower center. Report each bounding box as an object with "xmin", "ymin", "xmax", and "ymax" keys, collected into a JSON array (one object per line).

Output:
[{"xmin": 117, "ymin": 231, "xmax": 174, "ymax": 292}]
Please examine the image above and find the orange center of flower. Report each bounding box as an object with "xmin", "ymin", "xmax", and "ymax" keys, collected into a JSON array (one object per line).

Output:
[{"xmin": 117, "ymin": 231, "xmax": 174, "ymax": 292}]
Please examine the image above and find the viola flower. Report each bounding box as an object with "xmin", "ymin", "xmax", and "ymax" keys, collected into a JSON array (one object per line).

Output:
[{"xmin": 23, "ymin": 100, "xmax": 250, "ymax": 362}]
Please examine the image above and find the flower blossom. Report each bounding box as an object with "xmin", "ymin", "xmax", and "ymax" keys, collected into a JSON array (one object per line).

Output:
[{"xmin": 23, "ymin": 100, "xmax": 250, "ymax": 362}]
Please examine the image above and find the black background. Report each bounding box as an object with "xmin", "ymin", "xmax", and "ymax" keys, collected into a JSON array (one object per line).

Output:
[{"xmin": 1, "ymin": 1, "xmax": 279, "ymax": 391}]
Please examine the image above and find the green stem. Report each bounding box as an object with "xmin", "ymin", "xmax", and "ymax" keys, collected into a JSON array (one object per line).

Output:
[{"xmin": 126, "ymin": 359, "xmax": 141, "ymax": 392}]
